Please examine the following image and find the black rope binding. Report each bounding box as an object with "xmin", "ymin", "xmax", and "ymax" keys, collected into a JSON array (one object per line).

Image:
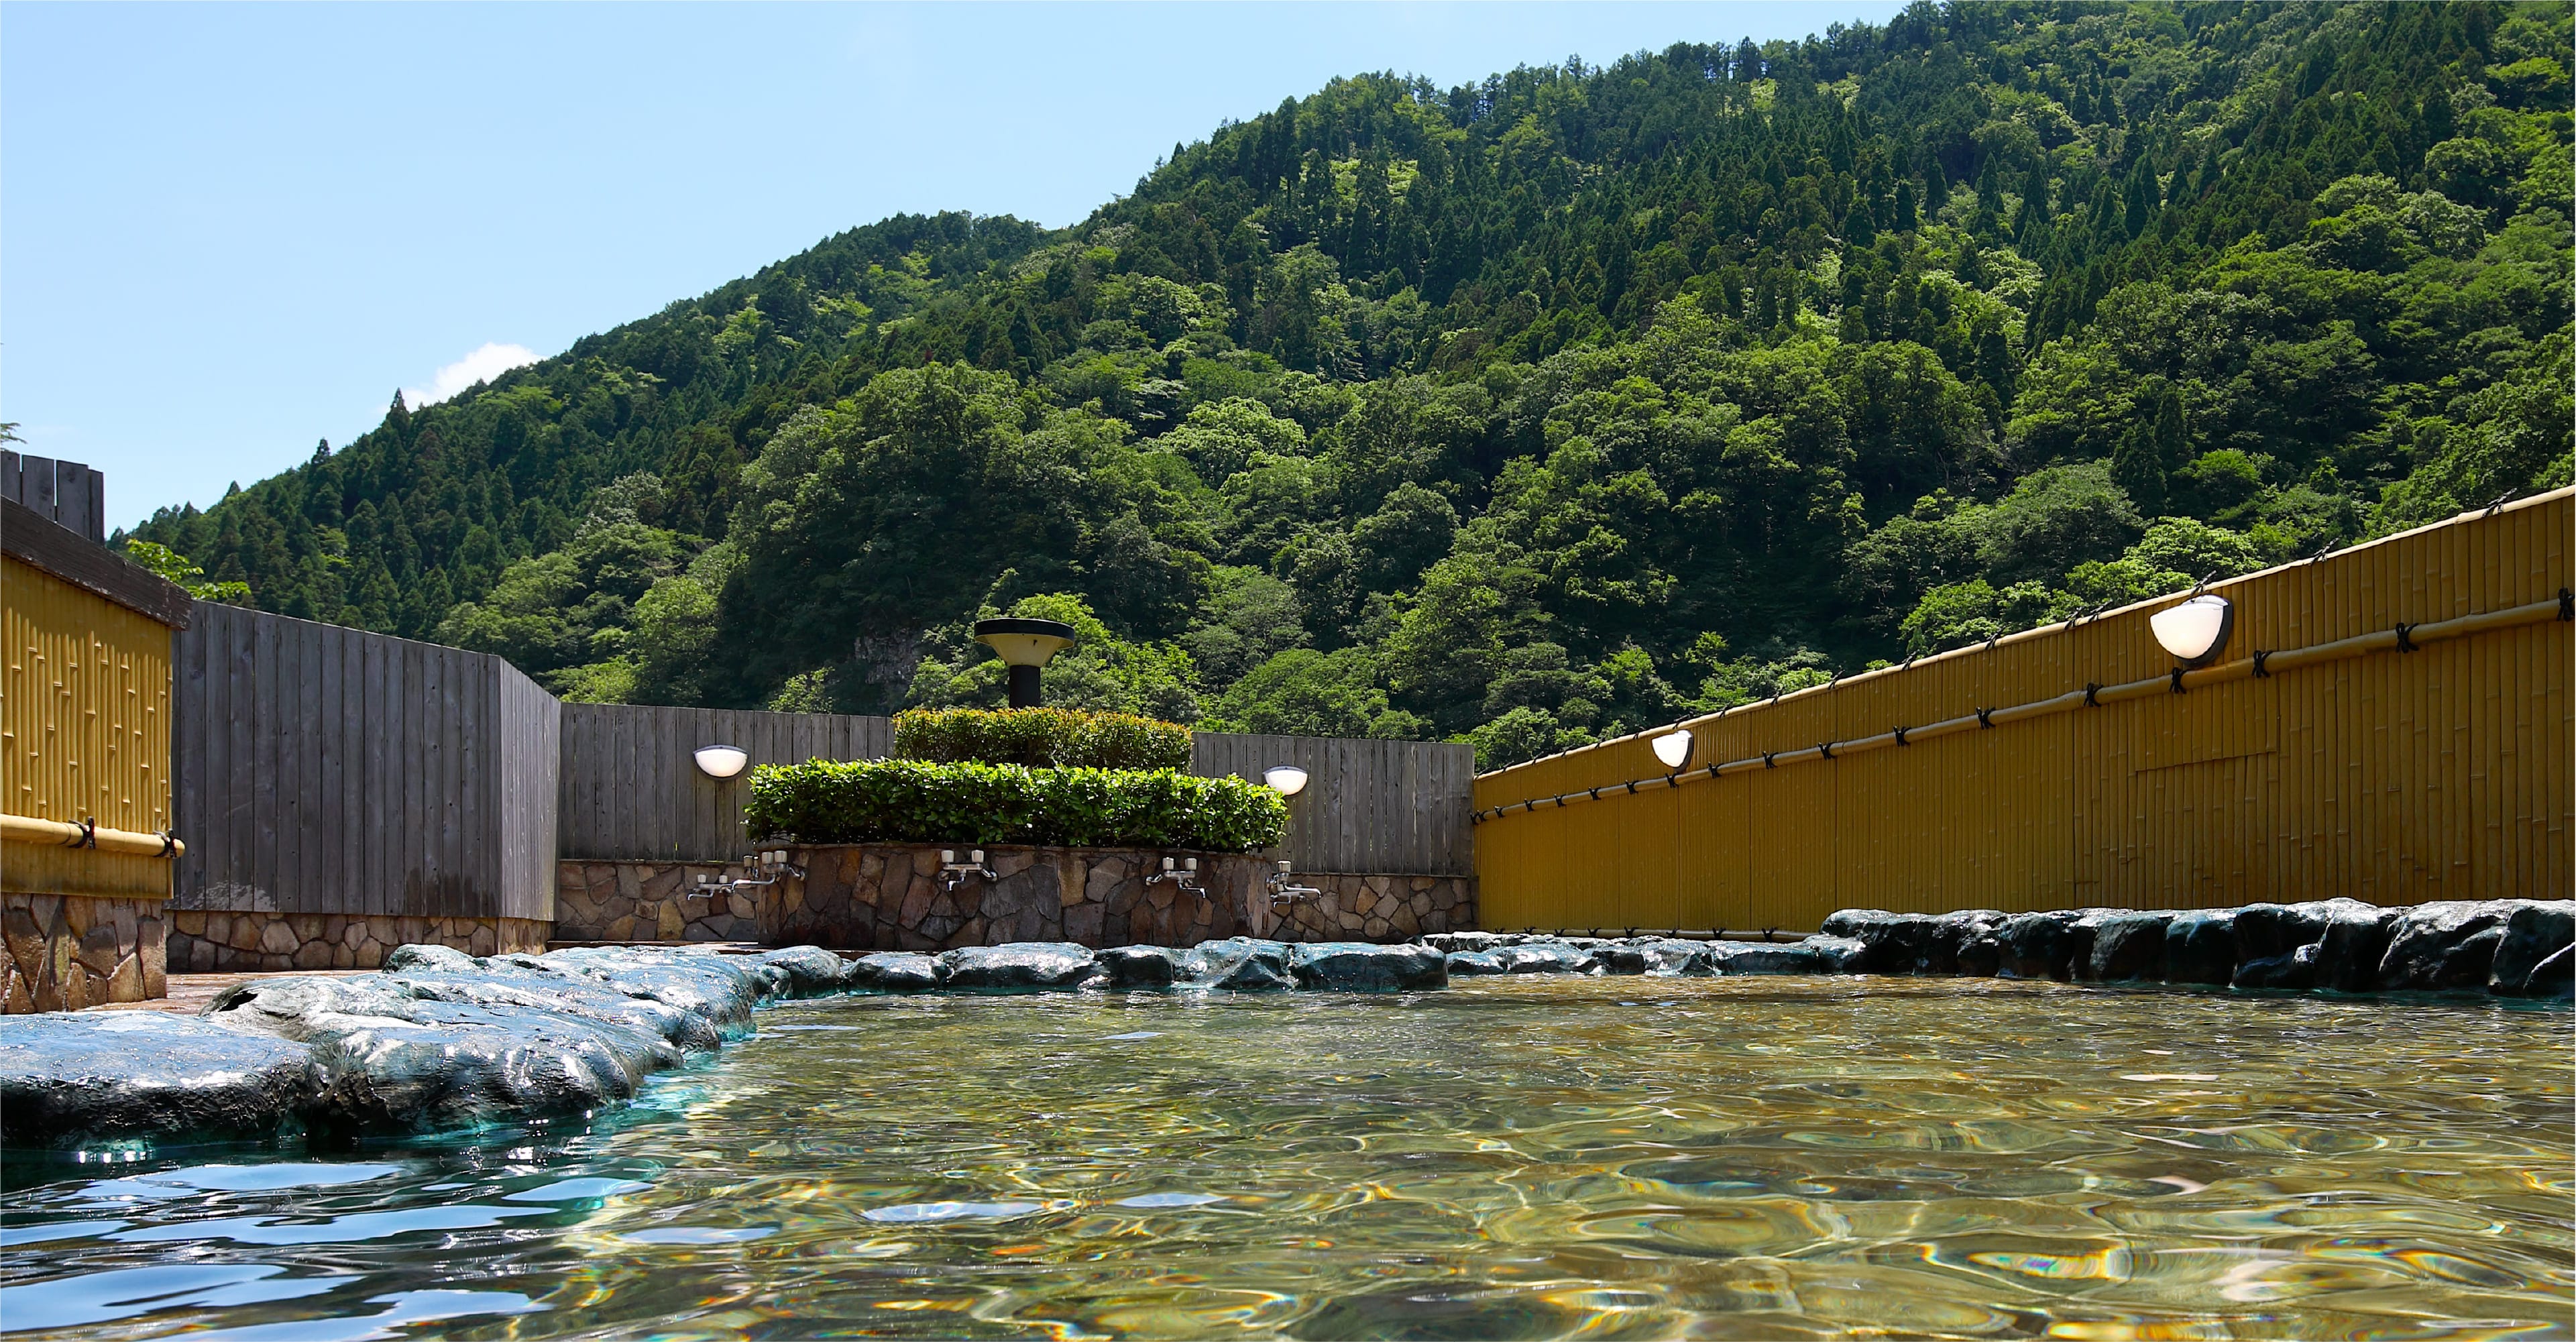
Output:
[
  {"xmin": 2559, "ymin": 588, "xmax": 2572, "ymax": 621},
  {"xmin": 1704, "ymin": 763, "xmax": 1721, "ymax": 779},
  {"xmin": 157, "ymin": 829, "xmax": 178, "ymax": 858},
  {"xmin": 2170, "ymin": 667, "xmax": 2188, "ymax": 695},
  {"xmin": 1587, "ymin": 787, "xmax": 1602, "ymax": 801},
  {"xmin": 1762, "ymin": 751, "xmax": 1779, "ymax": 768},
  {"xmin": 74, "ymin": 818, "xmax": 97, "ymax": 850},
  {"xmin": 1817, "ymin": 742, "xmax": 1836, "ymax": 759},
  {"xmin": 2084, "ymin": 682, "xmax": 2102, "ymax": 707},
  {"xmin": 1893, "ymin": 726, "xmax": 1911, "ymax": 746},
  {"xmin": 1624, "ymin": 780, "xmax": 1638, "ymax": 795},
  {"xmin": 1976, "ymin": 707, "xmax": 1995, "ymax": 728},
  {"xmin": 2252, "ymin": 650, "xmax": 2272, "ymax": 678},
  {"xmin": 2394, "ymin": 622, "xmax": 2418, "ymax": 653}
]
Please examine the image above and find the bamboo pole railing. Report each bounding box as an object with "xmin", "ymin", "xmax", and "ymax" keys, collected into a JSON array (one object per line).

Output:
[{"xmin": 0, "ymin": 814, "xmax": 185, "ymax": 858}]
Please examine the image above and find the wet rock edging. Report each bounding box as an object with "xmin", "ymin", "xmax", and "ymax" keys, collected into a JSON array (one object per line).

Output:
[{"xmin": 3, "ymin": 897, "xmax": 2565, "ymax": 1153}]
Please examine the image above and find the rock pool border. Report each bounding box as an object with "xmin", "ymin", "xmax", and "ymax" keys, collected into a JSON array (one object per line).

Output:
[{"xmin": 2, "ymin": 897, "xmax": 2565, "ymax": 1153}]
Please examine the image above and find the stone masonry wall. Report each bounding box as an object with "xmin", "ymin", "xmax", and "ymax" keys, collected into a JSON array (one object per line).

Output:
[
  {"xmin": 553, "ymin": 845, "xmax": 1476, "ymax": 952},
  {"xmin": 3, "ymin": 894, "xmax": 167, "ymax": 1013},
  {"xmin": 166, "ymin": 912, "xmax": 551, "ymax": 973},
  {"xmin": 555, "ymin": 861, "xmax": 764, "ymax": 944},
  {"xmin": 1264, "ymin": 873, "xmax": 1477, "ymax": 943}
]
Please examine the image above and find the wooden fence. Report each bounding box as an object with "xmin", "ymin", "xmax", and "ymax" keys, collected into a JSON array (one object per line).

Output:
[
  {"xmin": 555, "ymin": 704, "xmax": 890, "ymax": 861},
  {"xmin": 1471, "ymin": 491, "xmax": 2574, "ymax": 932},
  {"xmin": 1, "ymin": 451, "xmax": 108, "ymax": 545},
  {"xmin": 1194, "ymin": 732, "xmax": 1475, "ymax": 875},
  {"xmin": 555, "ymin": 709, "xmax": 1475, "ymax": 877},
  {"xmin": 172, "ymin": 612, "xmax": 1478, "ymax": 922},
  {"xmin": 172, "ymin": 603, "xmax": 559, "ymax": 922}
]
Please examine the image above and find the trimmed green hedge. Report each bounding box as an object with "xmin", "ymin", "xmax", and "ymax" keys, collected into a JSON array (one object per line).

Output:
[
  {"xmin": 891, "ymin": 706, "xmax": 1193, "ymax": 771},
  {"xmin": 744, "ymin": 759, "xmax": 1287, "ymax": 852}
]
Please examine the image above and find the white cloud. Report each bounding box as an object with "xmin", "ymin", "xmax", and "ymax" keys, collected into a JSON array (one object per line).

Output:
[{"xmin": 402, "ymin": 342, "xmax": 541, "ymax": 410}]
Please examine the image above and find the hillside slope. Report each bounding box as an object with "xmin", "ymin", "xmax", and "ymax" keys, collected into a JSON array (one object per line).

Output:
[{"xmin": 136, "ymin": 1, "xmax": 2573, "ymax": 767}]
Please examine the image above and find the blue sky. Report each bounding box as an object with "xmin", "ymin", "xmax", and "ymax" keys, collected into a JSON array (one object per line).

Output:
[{"xmin": 3, "ymin": 2, "xmax": 1898, "ymax": 526}]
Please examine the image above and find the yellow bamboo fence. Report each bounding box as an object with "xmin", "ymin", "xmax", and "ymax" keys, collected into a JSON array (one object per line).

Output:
[
  {"xmin": 1471, "ymin": 490, "xmax": 2573, "ymax": 933},
  {"xmin": 3, "ymin": 556, "xmax": 181, "ymax": 902}
]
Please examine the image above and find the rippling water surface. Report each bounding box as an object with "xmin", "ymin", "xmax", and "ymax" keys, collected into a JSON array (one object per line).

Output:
[{"xmin": 3, "ymin": 978, "xmax": 2569, "ymax": 1339}]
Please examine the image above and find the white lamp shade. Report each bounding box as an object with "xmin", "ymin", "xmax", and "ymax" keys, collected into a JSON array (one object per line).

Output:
[
  {"xmin": 2149, "ymin": 594, "xmax": 2235, "ymax": 666},
  {"xmin": 693, "ymin": 744, "xmax": 750, "ymax": 779},
  {"xmin": 1652, "ymin": 728, "xmax": 1695, "ymax": 770},
  {"xmin": 1263, "ymin": 765, "xmax": 1310, "ymax": 797}
]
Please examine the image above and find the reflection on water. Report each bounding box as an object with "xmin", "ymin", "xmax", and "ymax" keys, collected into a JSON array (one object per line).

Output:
[{"xmin": 2, "ymin": 978, "xmax": 2568, "ymax": 1339}]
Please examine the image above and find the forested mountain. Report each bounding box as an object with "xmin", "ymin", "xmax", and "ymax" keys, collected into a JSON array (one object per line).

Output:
[{"xmin": 135, "ymin": 1, "xmax": 2572, "ymax": 767}]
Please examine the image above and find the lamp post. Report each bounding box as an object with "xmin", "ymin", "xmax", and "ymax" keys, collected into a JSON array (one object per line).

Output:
[{"xmin": 972, "ymin": 618, "xmax": 1077, "ymax": 708}]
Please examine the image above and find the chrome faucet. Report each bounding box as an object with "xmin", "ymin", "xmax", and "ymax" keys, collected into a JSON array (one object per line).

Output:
[
  {"xmin": 1145, "ymin": 856, "xmax": 1206, "ymax": 895},
  {"xmin": 939, "ymin": 848, "xmax": 997, "ymax": 893},
  {"xmin": 695, "ymin": 848, "xmax": 803, "ymax": 895},
  {"xmin": 1266, "ymin": 859, "xmax": 1321, "ymax": 909}
]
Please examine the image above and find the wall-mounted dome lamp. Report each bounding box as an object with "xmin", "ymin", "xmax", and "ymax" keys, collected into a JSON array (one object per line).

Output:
[
  {"xmin": 2150, "ymin": 594, "xmax": 2235, "ymax": 667},
  {"xmin": 693, "ymin": 744, "xmax": 750, "ymax": 779},
  {"xmin": 1651, "ymin": 728, "xmax": 1695, "ymax": 771},
  {"xmin": 1262, "ymin": 765, "xmax": 1310, "ymax": 797},
  {"xmin": 973, "ymin": 617, "xmax": 1078, "ymax": 708}
]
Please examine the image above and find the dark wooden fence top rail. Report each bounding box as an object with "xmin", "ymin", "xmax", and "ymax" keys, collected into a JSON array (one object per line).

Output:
[{"xmin": 3, "ymin": 450, "xmax": 108, "ymax": 545}]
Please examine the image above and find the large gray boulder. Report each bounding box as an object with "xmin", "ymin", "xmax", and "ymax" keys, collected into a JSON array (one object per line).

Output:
[
  {"xmin": 938, "ymin": 942, "xmax": 1097, "ymax": 992},
  {"xmin": 537, "ymin": 946, "xmax": 766, "ymax": 1037},
  {"xmin": 1627, "ymin": 940, "xmax": 1718, "ymax": 975},
  {"xmin": 2235, "ymin": 902, "xmax": 2333, "ymax": 963},
  {"xmin": 2231, "ymin": 900, "xmax": 2388, "ymax": 992},
  {"xmin": 388, "ymin": 962, "xmax": 724, "ymax": 1054},
  {"xmin": 1289, "ymin": 942, "xmax": 1447, "ymax": 992},
  {"xmin": 2316, "ymin": 903, "xmax": 2403, "ymax": 993},
  {"xmin": 758, "ymin": 946, "xmax": 856, "ymax": 996},
  {"xmin": 1819, "ymin": 910, "xmax": 1940, "ymax": 974},
  {"xmin": 2233, "ymin": 942, "xmax": 2325, "ymax": 991},
  {"xmin": 1995, "ymin": 912, "xmax": 2084, "ymax": 980},
  {"xmin": 1180, "ymin": 939, "xmax": 1296, "ymax": 991},
  {"xmin": 205, "ymin": 975, "xmax": 681, "ymax": 1135},
  {"xmin": 849, "ymin": 952, "xmax": 943, "ymax": 992},
  {"xmin": 1801, "ymin": 936, "xmax": 1867, "ymax": 972},
  {"xmin": 1699, "ymin": 940, "xmax": 1828, "ymax": 975},
  {"xmin": 2489, "ymin": 901, "xmax": 2576, "ymax": 997},
  {"xmin": 1420, "ymin": 932, "xmax": 1525, "ymax": 952},
  {"xmin": 0, "ymin": 1011, "xmax": 321, "ymax": 1150},
  {"xmin": 1934, "ymin": 910, "xmax": 2008, "ymax": 976},
  {"xmin": 2164, "ymin": 910, "xmax": 2239, "ymax": 985},
  {"xmin": 1443, "ymin": 950, "xmax": 1510, "ymax": 976},
  {"xmin": 1497, "ymin": 942, "xmax": 1602, "ymax": 975},
  {"xmin": 2083, "ymin": 913, "xmax": 2172, "ymax": 981},
  {"xmin": 2519, "ymin": 946, "xmax": 2575, "ymax": 999},
  {"xmin": 2378, "ymin": 901, "xmax": 2518, "ymax": 992},
  {"xmin": 1096, "ymin": 945, "xmax": 1178, "ymax": 989}
]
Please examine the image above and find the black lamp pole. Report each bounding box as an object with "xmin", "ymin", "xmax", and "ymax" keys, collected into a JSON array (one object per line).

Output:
[{"xmin": 972, "ymin": 618, "xmax": 1078, "ymax": 709}]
